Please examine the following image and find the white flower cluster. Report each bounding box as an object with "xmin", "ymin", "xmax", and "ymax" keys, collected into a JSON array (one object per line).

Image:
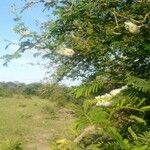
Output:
[
  {"xmin": 96, "ymin": 100, "xmax": 112, "ymax": 107},
  {"xmin": 95, "ymin": 94, "xmax": 112, "ymax": 107},
  {"xmin": 20, "ymin": 30, "xmax": 31, "ymax": 36},
  {"xmin": 56, "ymin": 47, "xmax": 75, "ymax": 56},
  {"xmin": 95, "ymin": 86, "xmax": 127, "ymax": 107},
  {"xmin": 124, "ymin": 21, "xmax": 140, "ymax": 34},
  {"xmin": 110, "ymin": 86, "xmax": 127, "ymax": 96}
]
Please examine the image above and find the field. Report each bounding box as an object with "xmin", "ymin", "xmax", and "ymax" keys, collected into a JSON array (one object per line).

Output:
[{"xmin": 0, "ymin": 97, "xmax": 75, "ymax": 150}]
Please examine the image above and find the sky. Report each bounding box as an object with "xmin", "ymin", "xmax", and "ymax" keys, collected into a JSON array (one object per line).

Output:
[
  {"xmin": 0, "ymin": 0, "xmax": 52, "ymax": 84},
  {"xmin": 0, "ymin": 0, "xmax": 81, "ymax": 86}
]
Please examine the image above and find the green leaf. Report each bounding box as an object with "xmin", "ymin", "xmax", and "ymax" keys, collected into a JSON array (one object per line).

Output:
[
  {"xmin": 126, "ymin": 75, "xmax": 150, "ymax": 93},
  {"xmin": 73, "ymin": 80, "xmax": 105, "ymax": 98},
  {"xmin": 130, "ymin": 115, "xmax": 146, "ymax": 124},
  {"xmin": 128, "ymin": 126, "xmax": 138, "ymax": 140},
  {"xmin": 140, "ymin": 106, "xmax": 150, "ymax": 111}
]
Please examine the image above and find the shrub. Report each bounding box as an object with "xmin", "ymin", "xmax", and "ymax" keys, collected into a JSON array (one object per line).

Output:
[{"xmin": 38, "ymin": 84, "xmax": 74, "ymax": 107}]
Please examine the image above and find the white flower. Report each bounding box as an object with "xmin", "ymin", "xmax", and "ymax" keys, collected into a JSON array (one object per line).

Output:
[
  {"xmin": 95, "ymin": 94, "xmax": 112, "ymax": 100},
  {"xmin": 20, "ymin": 31, "xmax": 31, "ymax": 36},
  {"xmin": 95, "ymin": 85, "xmax": 127, "ymax": 107},
  {"xmin": 56, "ymin": 47, "xmax": 75, "ymax": 56},
  {"xmin": 121, "ymin": 86, "xmax": 128, "ymax": 90},
  {"xmin": 95, "ymin": 96, "xmax": 101, "ymax": 100},
  {"xmin": 100, "ymin": 93, "xmax": 112, "ymax": 99},
  {"xmin": 95, "ymin": 94, "xmax": 112, "ymax": 107},
  {"xmin": 110, "ymin": 89, "xmax": 122, "ymax": 96},
  {"xmin": 110, "ymin": 86, "xmax": 127, "ymax": 96},
  {"xmin": 124, "ymin": 21, "xmax": 140, "ymax": 34},
  {"xmin": 96, "ymin": 101, "xmax": 112, "ymax": 107}
]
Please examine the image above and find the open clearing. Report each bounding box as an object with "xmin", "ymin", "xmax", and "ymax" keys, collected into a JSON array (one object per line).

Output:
[{"xmin": 0, "ymin": 97, "xmax": 75, "ymax": 149}]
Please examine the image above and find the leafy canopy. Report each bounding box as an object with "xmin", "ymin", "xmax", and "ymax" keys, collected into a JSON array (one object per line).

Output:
[{"xmin": 6, "ymin": 0, "xmax": 150, "ymax": 84}]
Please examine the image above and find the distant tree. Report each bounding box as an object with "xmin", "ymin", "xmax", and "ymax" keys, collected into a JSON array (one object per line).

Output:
[
  {"xmin": 38, "ymin": 83, "xmax": 74, "ymax": 105},
  {"xmin": 0, "ymin": 82, "xmax": 42, "ymax": 97},
  {"xmin": 23, "ymin": 83, "xmax": 42, "ymax": 96}
]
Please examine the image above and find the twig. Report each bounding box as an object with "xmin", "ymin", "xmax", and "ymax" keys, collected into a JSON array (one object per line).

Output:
[
  {"xmin": 112, "ymin": 10, "xmax": 121, "ymax": 35},
  {"xmin": 112, "ymin": 11, "xmax": 119, "ymax": 28}
]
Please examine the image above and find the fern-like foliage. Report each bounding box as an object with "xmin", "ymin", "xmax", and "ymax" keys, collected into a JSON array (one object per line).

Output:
[
  {"xmin": 136, "ymin": 131, "xmax": 150, "ymax": 147},
  {"xmin": 69, "ymin": 100, "xmax": 110, "ymax": 130},
  {"xmin": 67, "ymin": 75, "xmax": 150, "ymax": 149},
  {"xmin": 73, "ymin": 80, "xmax": 105, "ymax": 98},
  {"xmin": 126, "ymin": 75, "xmax": 150, "ymax": 93}
]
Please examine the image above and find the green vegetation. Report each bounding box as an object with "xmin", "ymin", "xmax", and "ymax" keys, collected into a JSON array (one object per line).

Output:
[
  {"xmin": 0, "ymin": 82, "xmax": 41, "ymax": 97},
  {"xmin": 0, "ymin": 82, "xmax": 73, "ymax": 104},
  {"xmin": 1, "ymin": 0, "xmax": 150, "ymax": 149},
  {"xmin": 0, "ymin": 97, "xmax": 75, "ymax": 150}
]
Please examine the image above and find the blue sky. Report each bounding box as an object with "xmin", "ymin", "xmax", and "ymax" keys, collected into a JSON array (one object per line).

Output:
[
  {"xmin": 0, "ymin": 0, "xmax": 50, "ymax": 83},
  {"xmin": 0, "ymin": 0, "xmax": 81, "ymax": 86}
]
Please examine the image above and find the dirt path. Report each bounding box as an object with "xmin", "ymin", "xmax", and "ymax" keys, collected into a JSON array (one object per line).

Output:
[
  {"xmin": 26, "ymin": 108, "xmax": 75, "ymax": 150},
  {"xmin": 26, "ymin": 130, "xmax": 50, "ymax": 150}
]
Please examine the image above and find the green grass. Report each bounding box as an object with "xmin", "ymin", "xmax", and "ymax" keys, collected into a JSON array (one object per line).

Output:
[{"xmin": 0, "ymin": 97, "xmax": 75, "ymax": 150}]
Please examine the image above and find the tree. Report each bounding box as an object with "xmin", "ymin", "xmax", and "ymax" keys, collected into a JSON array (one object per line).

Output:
[
  {"xmin": 3, "ymin": 0, "xmax": 150, "ymax": 149},
  {"xmin": 6, "ymin": 0, "xmax": 150, "ymax": 83}
]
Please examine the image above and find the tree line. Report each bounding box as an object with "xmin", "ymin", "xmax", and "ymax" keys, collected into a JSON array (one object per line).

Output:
[{"xmin": 0, "ymin": 82, "xmax": 72, "ymax": 102}]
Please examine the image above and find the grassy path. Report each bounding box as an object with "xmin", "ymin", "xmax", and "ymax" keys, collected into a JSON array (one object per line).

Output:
[{"xmin": 0, "ymin": 97, "xmax": 75, "ymax": 149}]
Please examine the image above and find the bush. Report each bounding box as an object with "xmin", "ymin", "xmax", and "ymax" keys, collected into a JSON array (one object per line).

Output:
[
  {"xmin": 38, "ymin": 84, "xmax": 74, "ymax": 106},
  {"xmin": 0, "ymin": 88, "xmax": 13, "ymax": 98}
]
